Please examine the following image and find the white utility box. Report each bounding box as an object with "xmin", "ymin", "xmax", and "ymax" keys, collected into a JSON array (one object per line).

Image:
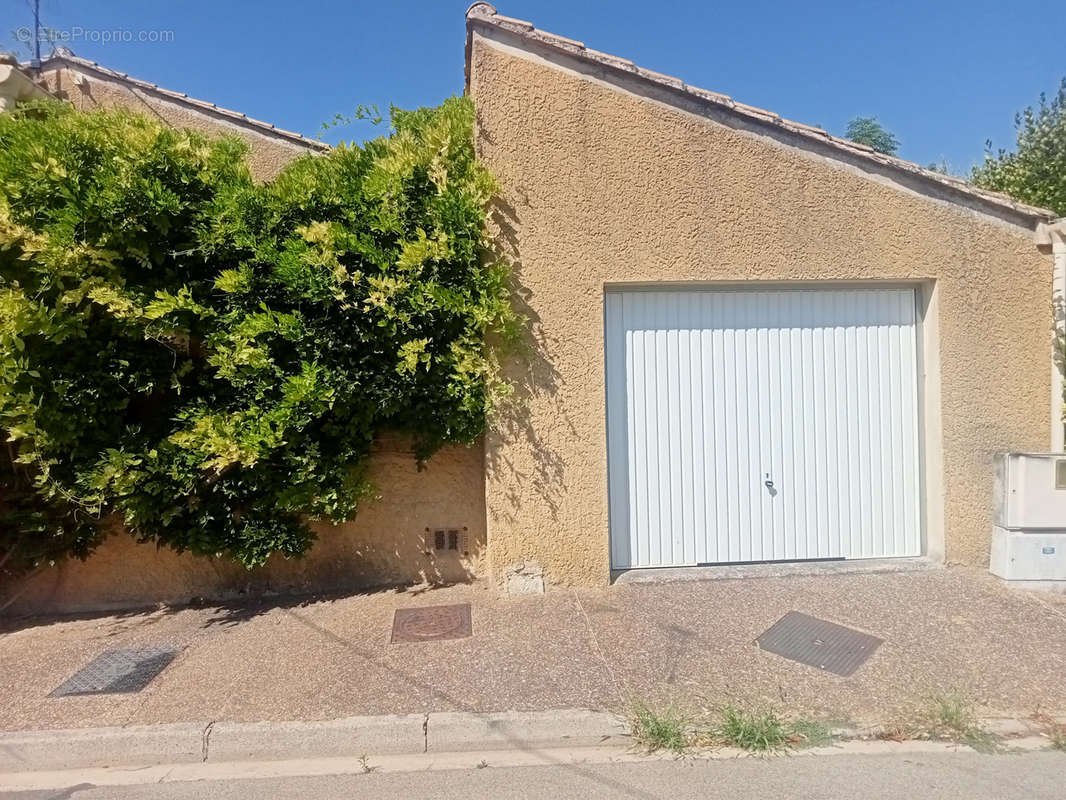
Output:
[{"xmin": 990, "ymin": 453, "xmax": 1066, "ymax": 588}]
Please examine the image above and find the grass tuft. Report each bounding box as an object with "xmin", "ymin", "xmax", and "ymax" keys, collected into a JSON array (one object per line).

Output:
[
  {"xmin": 628, "ymin": 702, "xmax": 691, "ymax": 754},
  {"xmin": 924, "ymin": 691, "xmax": 1000, "ymax": 753},
  {"xmin": 712, "ymin": 705, "xmax": 793, "ymax": 753},
  {"xmin": 627, "ymin": 700, "xmax": 838, "ymax": 754}
]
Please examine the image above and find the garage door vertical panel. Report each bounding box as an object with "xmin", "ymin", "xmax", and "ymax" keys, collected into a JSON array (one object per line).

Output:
[
  {"xmin": 754, "ymin": 293, "xmax": 774, "ymax": 561},
  {"xmin": 681, "ymin": 292, "xmax": 704, "ymax": 566},
  {"xmin": 823, "ymin": 295, "xmax": 844, "ymax": 557},
  {"xmin": 776, "ymin": 297, "xmax": 798, "ymax": 560},
  {"xmin": 705, "ymin": 297, "xmax": 729, "ymax": 564},
  {"xmin": 811, "ymin": 293, "xmax": 831, "ymax": 560},
  {"xmin": 765, "ymin": 291, "xmax": 785, "ymax": 560}
]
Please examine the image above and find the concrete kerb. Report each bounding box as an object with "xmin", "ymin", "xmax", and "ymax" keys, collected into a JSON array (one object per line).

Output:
[
  {"xmin": 1, "ymin": 711, "xmax": 1063, "ymax": 774},
  {"xmin": 206, "ymin": 714, "xmax": 429, "ymax": 763},
  {"xmin": 0, "ymin": 710, "xmax": 627, "ymax": 772},
  {"xmin": 0, "ymin": 721, "xmax": 209, "ymax": 771},
  {"xmin": 426, "ymin": 710, "xmax": 629, "ymax": 752}
]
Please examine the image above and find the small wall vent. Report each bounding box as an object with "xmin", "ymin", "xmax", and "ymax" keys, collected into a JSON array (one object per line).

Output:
[{"xmin": 425, "ymin": 527, "xmax": 469, "ymax": 555}]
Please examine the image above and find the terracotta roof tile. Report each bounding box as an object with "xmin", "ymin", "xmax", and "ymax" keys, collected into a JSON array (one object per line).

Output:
[
  {"xmin": 732, "ymin": 101, "xmax": 782, "ymax": 123},
  {"xmin": 465, "ymin": 2, "xmax": 1055, "ymax": 222},
  {"xmin": 583, "ymin": 48, "xmax": 637, "ymax": 72},
  {"xmin": 686, "ymin": 85, "xmax": 734, "ymax": 107},
  {"xmin": 785, "ymin": 120, "xmax": 830, "ymax": 138},
  {"xmin": 492, "ymin": 13, "xmax": 535, "ymax": 31},
  {"xmin": 32, "ymin": 52, "xmax": 329, "ymax": 152},
  {"xmin": 635, "ymin": 67, "xmax": 684, "ymax": 91},
  {"xmin": 535, "ymin": 31, "xmax": 585, "ymax": 51}
]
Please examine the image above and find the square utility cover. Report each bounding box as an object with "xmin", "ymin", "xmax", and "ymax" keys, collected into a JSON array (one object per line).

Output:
[
  {"xmin": 50, "ymin": 647, "xmax": 181, "ymax": 697},
  {"xmin": 756, "ymin": 611, "xmax": 882, "ymax": 677},
  {"xmin": 391, "ymin": 604, "xmax": 472, "ymax": 643}
]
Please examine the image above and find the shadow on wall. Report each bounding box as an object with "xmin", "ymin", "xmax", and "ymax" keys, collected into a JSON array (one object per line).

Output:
[
  {"xmin": 482, "ymin": 187, "xmax": 572, "ymax": 529},
  {"xmin": 0, "ymin": 435, "xmax": 486, "ymax": 618},
  {"xmin": 1054, "ymin": 286, "xmax": 1065, "ymax": 443}
]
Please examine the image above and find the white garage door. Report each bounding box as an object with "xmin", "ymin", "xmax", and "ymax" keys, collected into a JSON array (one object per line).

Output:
[{"xmin": 606, "ymin": 287, "xmax": 922, "ymax": 569}]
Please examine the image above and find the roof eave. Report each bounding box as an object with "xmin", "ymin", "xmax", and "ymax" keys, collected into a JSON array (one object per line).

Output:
[
  {"xmin": 32, "ymin": 53, "xmax": 330, "ymax": 153},
  {"xmin": 465, "ymin": 3, "xmax": 1056, "ymax": 228}
]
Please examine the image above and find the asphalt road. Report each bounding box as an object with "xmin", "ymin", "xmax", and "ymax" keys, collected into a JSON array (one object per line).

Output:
[{"xmin": 5, "ymin": 750, "xmax": 1063, "ymax": 800}]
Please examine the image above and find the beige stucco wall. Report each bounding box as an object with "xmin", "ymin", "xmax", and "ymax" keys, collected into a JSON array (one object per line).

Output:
[
  {"xmin": 5, "ymin": 438, "xmax": 486, "ymax": 615},
  {"xmin": 2, "ymin": 71, "xmax": 487, "ymax": 616},
  {"xmin": 36, "ymin": 65, "xmax": 316, "ymax": 181},
  {"xmin": 0, "ymin": 58, "xmax": 51, "ymax": 111},
  {"xmin": 469, "ymin": 32, "xmax": 1052, "ymax": 588}
]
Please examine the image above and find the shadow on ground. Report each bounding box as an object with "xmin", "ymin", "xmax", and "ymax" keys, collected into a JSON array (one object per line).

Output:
[{"xmin": 2, "ymin": 567, "xmax": 1066, "ymax": 737}]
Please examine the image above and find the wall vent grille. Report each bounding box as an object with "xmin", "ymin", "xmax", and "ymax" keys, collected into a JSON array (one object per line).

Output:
[{"xmin": 426, "ymin": 527, "xmax": 469, "ymax": 555}]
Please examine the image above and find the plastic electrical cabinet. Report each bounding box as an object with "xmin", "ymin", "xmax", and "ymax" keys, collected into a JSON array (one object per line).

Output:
[{"xmin": 990, "ymin": 453, "xmax": 1066, "ymax": 586}]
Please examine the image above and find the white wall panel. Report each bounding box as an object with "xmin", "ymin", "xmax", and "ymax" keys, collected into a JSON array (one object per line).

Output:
[{"xmin": 606, "ymin": 287, "xmax": 922, "ymax": 569}]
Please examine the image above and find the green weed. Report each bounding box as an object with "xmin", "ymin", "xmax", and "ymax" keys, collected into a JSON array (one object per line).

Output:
[
  {"xmin": 712, "ymin": 705, "xmax": 793, "ymax": 753},
  {"xmin": 628, "ymin": 702, "xmax": 691, "ymax": 754},
  {"xmin": 924, "ymin": 691, "xmax": 1000, "ymax": 753}
]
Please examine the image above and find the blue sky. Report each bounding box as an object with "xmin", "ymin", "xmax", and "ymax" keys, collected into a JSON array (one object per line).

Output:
[{"xmin": 5, "ymin": 0, "xmax": 1062, "ymax": 173}]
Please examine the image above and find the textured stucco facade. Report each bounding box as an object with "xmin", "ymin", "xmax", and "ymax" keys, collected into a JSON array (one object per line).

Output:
[{"xmin": 468, "ymin": 22, "xmax": 1054, "ymax": 588}]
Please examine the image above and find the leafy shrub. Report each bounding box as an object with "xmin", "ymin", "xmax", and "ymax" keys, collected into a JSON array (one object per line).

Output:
[
  {"xmin": 0, "ymin": 97, "xmax": 518, "ymax": 577},
  {"xmin": 972, "ymin": 78, "xmax": 1066, "ymax": 216}
]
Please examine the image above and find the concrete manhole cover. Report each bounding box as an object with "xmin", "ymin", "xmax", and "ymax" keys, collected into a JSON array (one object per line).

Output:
[
  {"xmin": 756, "ymin": 611, "xmax": 882, "ymax": 677},
  {"xmin": 391, "ymin": 604, "xmax": 472, "ymax": 643},
  {"xmin": 50, "ymin": 646, "xmax": 182, "ymax": 697}
]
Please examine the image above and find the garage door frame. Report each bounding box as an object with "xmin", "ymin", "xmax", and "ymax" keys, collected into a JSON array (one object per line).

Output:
[{"xmin": 603, "ymin": 280, "xmax": 935, "ymax": 571}]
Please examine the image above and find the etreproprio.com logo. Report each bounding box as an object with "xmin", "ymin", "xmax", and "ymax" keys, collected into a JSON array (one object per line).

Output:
[{"xmin": 15, "ymin": 26, "xmax": 175, "ymax": 45}]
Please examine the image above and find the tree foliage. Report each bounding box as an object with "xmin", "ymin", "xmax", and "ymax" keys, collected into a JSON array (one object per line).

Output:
[
  {"xmin": 845, "ymin": 116, "xmax": 900, "ymax": 156},
  {"xmin": 0, "ymin": 97, "xmax": 518, "ymax": 578},
  {"xmin": 972, "ymin": 78, "xmax": 1066, "ymax": 216}
]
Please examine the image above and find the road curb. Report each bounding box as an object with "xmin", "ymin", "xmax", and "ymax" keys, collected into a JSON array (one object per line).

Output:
[
  {"xmin": 2, "ymin": 711, "xmax": 1061, "ymax": 773},
  {"xmin": 0, "ymin": 721, "xmax": 209, "ymax": 771},
  {"xmin": 0, "ymin": 710, "xmax": 627, "ymax": 772},
  {"xmin": 2, "ymin": 735, "xmax": 1064, "ymax": 794},
  {"xmin": 426, "ymin": 710, "xmax": 629, "ymax": 752}
]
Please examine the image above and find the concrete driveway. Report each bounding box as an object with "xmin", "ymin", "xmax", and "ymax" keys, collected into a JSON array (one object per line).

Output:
[{"xmin": 2, "ymin": 566, "xmax": 1065, "ymax": 731}]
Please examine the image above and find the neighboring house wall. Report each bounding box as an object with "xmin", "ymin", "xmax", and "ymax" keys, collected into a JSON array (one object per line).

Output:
[
  {"xmin": 3, "ymin": 63, "xmax": 487, "ymax": 616},
  {"xmin": 467, "ymin": 20, "xmax": 1052, "ymax": 588},
  {"xmin": 35, "ymin": 60, "xmax": 320, "ymax": 181},
  {"xmin": 0, "ymin": 56, "xmax": 50, "ymax": 110},
  {"xmin": 7, "ymin": 436, "xmax": 485, "ymax": 615}
]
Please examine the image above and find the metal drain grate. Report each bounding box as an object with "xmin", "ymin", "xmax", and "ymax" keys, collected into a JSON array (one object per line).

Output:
[
  {"xmin": 756, "ymin": 611, "xmax": 882, "ymax": 677},
  {"xmin": 50, "ymin": 647, "xmax": 181, "ymax": 697},
  {"xmin": 391, "ymin": 604, "xmax": 472, "ymax": 643}
]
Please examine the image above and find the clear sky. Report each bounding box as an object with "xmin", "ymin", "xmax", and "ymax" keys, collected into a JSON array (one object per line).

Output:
[{"xmin": 5, "ymin": 0, "xmax": 1063, "ymax": 173}]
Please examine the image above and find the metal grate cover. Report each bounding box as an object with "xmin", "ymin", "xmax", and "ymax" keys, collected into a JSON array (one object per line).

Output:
[
  {"xmin": 50, "ymin": 647, "xmax": 181, "ymax": 697},
  {"xmin": 756, "ymin": 611, "xmax": 882, "ymax": 677},
  {"xmin": 391, "ymin": 604, "xmax": 472, "ymax": 643}
]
